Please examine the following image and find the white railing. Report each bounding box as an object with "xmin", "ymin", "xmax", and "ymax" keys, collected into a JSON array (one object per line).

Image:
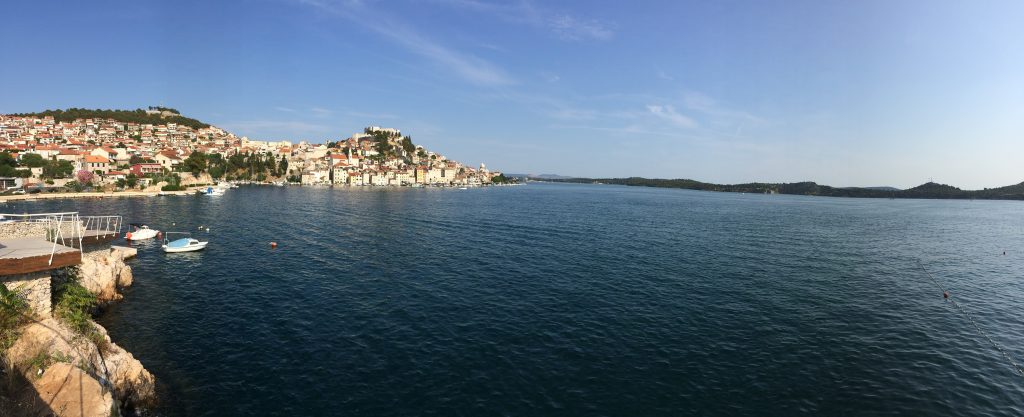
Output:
[
  {"xmin": 0, "ymin": 212, "xmax": 84, "ymax": 265},
  {"xmin": 82, "ymin": 215, "xmax": 123, "ymax": 240}
]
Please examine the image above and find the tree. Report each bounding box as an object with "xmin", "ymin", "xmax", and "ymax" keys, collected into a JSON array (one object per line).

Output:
[
  {"xmin": 182, "ymin": 152, "xmax": 208, "ymax": 176},
  {"xmin": 76, "ymin": 170, "xmax": 94, "ymax": 185},
  {"xmin": 42, "ymin": 160, "xmax": 74, "ymax": 179},
  {"xmin": 278, "ymin": 157, "xmax": 288, "ymax": 176},
  {"xmin": 491, "ymin": 173, "xmax": 515, "ymax": 184},
  {"xmin": 400, "ymin": 136, "xmax": 415, "ymax": 154},
  {"xmin": 20, "ymin": 153, "xmax": 46, "ymax": 168},
  {"xmin": 0, "ymin": 152, "xmax": 30, "ymax": 178},
  {"xmin": 209, "ymin": 164, "xmax": 225, "ymax": 179}
]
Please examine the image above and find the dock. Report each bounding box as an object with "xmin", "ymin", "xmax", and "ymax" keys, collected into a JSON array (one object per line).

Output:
[{"xmin": 0, "ymin": 237, "xmax": 82, "ymax": 275}]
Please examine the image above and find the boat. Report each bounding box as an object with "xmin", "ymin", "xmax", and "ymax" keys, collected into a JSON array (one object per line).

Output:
[
  {"xmin": 125, "ymin": 224, "xmax": 160, "ymax": 240},
  {"xmin": 203, "ymin": 186, "xmax": 226, "ymax": 196},
  {"xmin": 162, "ymin": 232, "xmax": 208, "ymax": 253}
]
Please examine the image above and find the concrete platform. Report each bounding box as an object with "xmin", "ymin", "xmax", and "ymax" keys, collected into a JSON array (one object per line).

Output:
[{"xmin": 0, "ymin": 237, "xmax": 81, "ymax": 275}]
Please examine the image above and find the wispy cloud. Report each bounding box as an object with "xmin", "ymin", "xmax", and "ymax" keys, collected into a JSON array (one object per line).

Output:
[
  {"xmin": 646, "ymin": 105, "xmax": 697, "ymax": 128},
  {"xmin": 296, "ymin": 0, "xmax": 514, "ymax": 86},
  {"xmin": 656, "ymin": 69, "xmax": 674, "ymax": 81},
  {"xmin": 683, "ymin": 92, "xmax": 764, "ymax": 123},
  {"xmin": 310, "ymin": 107, "xmax": 333, "ymax": 117},
  {"xmin": 541, "ymin": 72, "xmax": 561, "ymax": 83},
  {"xmin": 274, "ymin": 106, "xmax": 297, "ymax": 113},
  {"xmin": 549, "ymin": 15, "xmax": 613, "ymax": 41},
  {"xmin": 435, "ymin": 0, "xmax": 613, "ymax": 41}
]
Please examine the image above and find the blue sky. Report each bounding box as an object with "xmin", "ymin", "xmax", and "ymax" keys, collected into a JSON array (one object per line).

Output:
[{"xmin": 1, "ymin": 0, "xmax": 1022, "ymax": 188}]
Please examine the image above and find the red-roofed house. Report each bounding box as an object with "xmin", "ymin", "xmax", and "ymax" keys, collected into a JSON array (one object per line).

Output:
[
  {"xmin": 83, "ymin": 155, "xmax": 110, "ymax": 175},
  {"xmin": 130, "ymin": 163, "xmax": 163, "ymax": 176},
  {"xmin": 154, "ymin": 151, "xmax": 182, "ymax": 170}
]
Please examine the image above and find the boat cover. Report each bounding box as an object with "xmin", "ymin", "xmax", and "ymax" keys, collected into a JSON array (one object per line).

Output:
[{"xmin": 166, "ymin": 238, "xmax": 191, "ymax": 248}]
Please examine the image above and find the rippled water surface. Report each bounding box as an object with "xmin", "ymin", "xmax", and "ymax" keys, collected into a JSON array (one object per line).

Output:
[{"xmin": 8, "ymin": 183, "xmax": 1024, "ymax": 415}]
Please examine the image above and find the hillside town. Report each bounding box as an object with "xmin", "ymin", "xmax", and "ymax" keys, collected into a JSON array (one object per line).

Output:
[{"xmin": 0, "ymin": 108, "xmax": 508, "ymax": 192}]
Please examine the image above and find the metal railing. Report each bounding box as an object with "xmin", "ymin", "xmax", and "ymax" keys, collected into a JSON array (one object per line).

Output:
[
  {"xmin": 0, "ymin": 212, "xmax": 84, "ymax": 265},
  {"xmin": 82, "ymin": 215, "xmax": 123, "ymax": 241}
]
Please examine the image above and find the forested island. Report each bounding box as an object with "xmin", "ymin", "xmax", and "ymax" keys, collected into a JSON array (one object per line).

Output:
[{"xmin": 534, "ymin": 177, "xmax": 1024, "ymax": 201}]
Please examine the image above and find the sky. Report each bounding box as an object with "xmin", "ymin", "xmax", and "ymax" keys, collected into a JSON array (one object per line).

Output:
[{"xmin": 1, "ymin": 0, "xmax": 1022, "ymax": 188}]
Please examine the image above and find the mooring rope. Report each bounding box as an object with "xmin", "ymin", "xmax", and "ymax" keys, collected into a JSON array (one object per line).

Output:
[{"xmin": 916, "ymin": 260, "xmax": 1024, "ymax": 377}]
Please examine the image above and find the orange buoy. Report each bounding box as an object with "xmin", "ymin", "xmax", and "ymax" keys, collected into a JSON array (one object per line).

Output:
[
  {"xmin": 125, "ymin": 232, "xmax": 132, "ymax": 240},
  {"xmin": 270, "ymin": 242, "xmax": 278, "ymax": 248}
]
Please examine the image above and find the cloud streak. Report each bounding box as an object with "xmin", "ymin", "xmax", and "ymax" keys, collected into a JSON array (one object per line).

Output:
[
  {"xmin": 549, "ymin": 15, "xmax": 613, "ymax": 41},
  {"xmin": 435, "ymin": 0, "xmax": 613, "ymax": 41},
  {"xmin": 646, "ymin": 105, "xmax": 697, "ymax": 128},
  {"xmin": 296, "ymin": 0, "xmax": 514, "ymax": 86}
]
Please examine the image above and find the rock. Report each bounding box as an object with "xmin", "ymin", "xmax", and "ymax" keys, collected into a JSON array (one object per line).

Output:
[
  {"xmin": 77, "ymin": 247, "xmax": 134, "ymax": 303},
  {"xmin": 30, "ymin": 362, "xmax": 115, "ymax": 417},
  {"xmin": 5, "ymin": 318, "xmax": 102, "ymax": 378},
  {"xmin": 143, "ymin": 181, "xmax": 168, "ymax": 192},
  {"xmin": 180, "ymin": 172, "xmax": 213, "ymax": 186},
  {"xmin": 110, "ymin": 246, "xmax": 137, "ymax": 259},
  {"xmin": 6, "ymin": 319, "xmax": 157, "ymax": 411},
  {"xmin": 92, "ymin": 323, "xmax": 156, "ymax": 406}
]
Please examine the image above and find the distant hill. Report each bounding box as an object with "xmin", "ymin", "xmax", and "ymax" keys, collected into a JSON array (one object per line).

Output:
[
  {"xmin": 529, "ymin": 174, "xmax": 575, "ymax": 179},
  {"xmin": 10, "ymin": 107, "xmax": 211, "ymax": 129},
  {"xmin": 536, "ymin": 177, "xmax": 1024, "ymax": 201}
]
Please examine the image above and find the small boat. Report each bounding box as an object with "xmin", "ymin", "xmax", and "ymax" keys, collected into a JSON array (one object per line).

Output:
[
  {"xmin": 203, "ymin": 186, "xmax": 226, "ymax": 196},
  {"xmin": 162, "ymin": 232, "xmax": 208, "ymax": 253},
  {"xmin": 125, "ymin": 224, "xmax": 160, "ymax": 240}
]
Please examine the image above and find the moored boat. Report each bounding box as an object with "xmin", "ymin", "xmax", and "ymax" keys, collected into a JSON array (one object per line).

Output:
[
  {"xmin": 162, "ymin": 232, "xmax": 208, "ymax": 253},
  {"xmin": 125, "ymin": 224, "xmax": 160, "ymax": 240}
]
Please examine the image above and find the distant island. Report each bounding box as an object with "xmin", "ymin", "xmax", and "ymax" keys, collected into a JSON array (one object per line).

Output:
[{"xmin": 531, "ymin": 177, "xmax": 1024, "ymax": 201}]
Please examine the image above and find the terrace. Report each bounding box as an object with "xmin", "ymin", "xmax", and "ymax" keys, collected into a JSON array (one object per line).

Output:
[{"xmin": 0, "ymin": 212, "xmax": 122, "ymax": 275}]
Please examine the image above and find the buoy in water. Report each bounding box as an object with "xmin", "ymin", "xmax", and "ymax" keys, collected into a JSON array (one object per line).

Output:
[
  {"xmin": 270, "ymin": 242, "xmax": 278, "ymax": 248},
  {"xmin": 125, "ymin": 232, "xmax": 132, "ymax": 240},
  {"xmin": 943, "ymin": 291, "xmax": 949, "ymax": 299}
]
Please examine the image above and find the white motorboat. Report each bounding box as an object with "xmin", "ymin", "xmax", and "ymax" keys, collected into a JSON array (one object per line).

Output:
[
  {"xmin": 125, "ymin": 224, "xmax": 160, "ymax": 240},
  {"xmin": 162, "ymin": 233, "xmax": 208, "ymax": 253},
  {"xmin": 203, "ymin": 186, "xmax": 226, "ymax": 196}
]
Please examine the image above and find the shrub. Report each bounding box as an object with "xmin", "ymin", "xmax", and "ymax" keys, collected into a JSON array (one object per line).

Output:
[
  {"xmin": 53, "ymin": 277, "xmax": 97, "ymax": 337},
  {"xmin": 0, "ymin": 285, "xmax": 30, "ymax": 351}
]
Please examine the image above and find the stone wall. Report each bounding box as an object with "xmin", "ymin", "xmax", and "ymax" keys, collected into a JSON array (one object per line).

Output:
[
  {"xmin": 0, "ymin": 222, "xmax": 50, "ymax": 240},
  {"xmin": 1, "ymin": 271, "xmax": 52, "ymax": 316},
  {"xmin": 0, "ymin": 220, "xmax": 85, "ymax": 241}
]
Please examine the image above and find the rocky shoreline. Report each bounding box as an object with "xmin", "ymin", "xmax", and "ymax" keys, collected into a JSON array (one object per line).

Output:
[{"xmin": 2, "ymin": 247, "xmax": 156, "ymax": 416}]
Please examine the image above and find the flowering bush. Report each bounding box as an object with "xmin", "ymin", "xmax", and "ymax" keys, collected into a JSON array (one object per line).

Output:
[{"xmin": 76, "ymin": 169, "xmax": 95, "ymax": 185}]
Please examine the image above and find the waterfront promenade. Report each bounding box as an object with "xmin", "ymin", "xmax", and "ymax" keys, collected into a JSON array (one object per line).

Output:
[{"xmin": 0, "ymin": 189, "xmax": 195, "ymax": 202}]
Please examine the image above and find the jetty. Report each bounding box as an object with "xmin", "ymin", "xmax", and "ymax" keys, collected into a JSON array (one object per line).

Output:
[{"xmin": 1, "ymin": 212, "xmax": 123, "ymax": 312}]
